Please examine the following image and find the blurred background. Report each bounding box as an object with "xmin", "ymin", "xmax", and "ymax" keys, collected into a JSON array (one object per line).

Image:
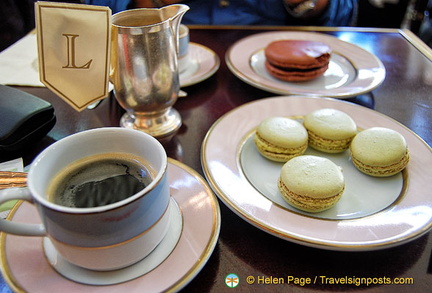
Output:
[{"xmin": 1, "ymin": 0, "xmax": 431, "ymax": 51}]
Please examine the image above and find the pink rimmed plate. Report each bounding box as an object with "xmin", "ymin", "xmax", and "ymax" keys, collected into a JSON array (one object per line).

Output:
[
  {"xmin": 226, "ymin": 31, "xmax": 386, "ymax": 98},
  {"xmin": 0, "ymin": 159, "xmax": 220, "ymax": 292},
  {"xmin": 180, "ymin": 43, "xmax": 220, "ymax": 88},
  {"xmin": 201, "ymin": 96, "xmax": 432, "ymax": 251}
]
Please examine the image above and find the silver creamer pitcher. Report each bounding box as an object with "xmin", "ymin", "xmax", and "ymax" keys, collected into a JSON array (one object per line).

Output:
[{"xmin": 110, "ymin": 4, "xmax": 189, "ymax": 139}]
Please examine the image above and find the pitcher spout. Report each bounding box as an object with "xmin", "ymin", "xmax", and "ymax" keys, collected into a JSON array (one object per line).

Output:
[
  {"xmin": 161, "ymin": 4, "xmax": 190, "ymax": 54},
  {"xmin": 160, "ymin": 4, "xmax": 190, "ymax": 22}
]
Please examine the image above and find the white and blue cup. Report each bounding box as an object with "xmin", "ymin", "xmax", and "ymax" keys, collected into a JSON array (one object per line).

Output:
[
  {"xmin": 178, "ymin": 24, "xmax": 190, "ymax": 73},
  {"xmin": 0, "ymin": 128, "xmax": 171, "ymax": 271}
]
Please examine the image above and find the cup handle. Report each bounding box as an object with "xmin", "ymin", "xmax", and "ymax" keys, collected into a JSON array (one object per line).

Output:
[{"xmin": 0, "ymin": 188, "xmax": 46, "ymax": 236}]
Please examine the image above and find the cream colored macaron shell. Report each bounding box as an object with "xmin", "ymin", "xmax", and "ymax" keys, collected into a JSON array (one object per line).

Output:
[
  {"xmin": 254, "ymin": 117, "xmax": 308, "ymax": 162},
  {"xmin": 350, "ymin": 127, "xmax": 409, "ymax": 177},
  {"xmin": 278, "ymin": 155, "xmax": 345, "ymax": 213},
  {"xmin": 303, "ymin": 108, "xmax": 357, "ymax": 153}
]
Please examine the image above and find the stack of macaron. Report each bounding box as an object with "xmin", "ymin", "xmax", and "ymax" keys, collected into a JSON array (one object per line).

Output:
[
  {"xmin": 253, "ymin": 108, "xmax": 410, "ymax": 213},
  {"xmin": 264, "ymin": 40, "xmax": 332, "ymax": 82}
]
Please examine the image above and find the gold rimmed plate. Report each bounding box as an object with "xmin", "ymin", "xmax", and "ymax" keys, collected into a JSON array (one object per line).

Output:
[
  {"xmin": 180, "ymin": 43, "xmax": 220, "ymax": 88},
  {"xmin": 226, "ymin": 31, "xmax": 386, "ymax": 98},
  {"xmin": 0, "ymin": 159, "xmax": 220, "ymax": 292},
  {"xmin": 201, "ymin": 96, "xmax": 432, "ymax": 251}
]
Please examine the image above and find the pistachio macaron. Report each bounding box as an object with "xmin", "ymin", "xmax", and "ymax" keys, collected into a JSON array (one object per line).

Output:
[
  {"xmin": 303, "ymin": 108, "xmax": 357, "ymax": 153},
  {"xmin": 278, "ymin": 155, "xmax": 345, "ymax": 213},
  {"xmin": 254, "ymin": 117, "xmax": 308, "ymax": 162},
  {"xmin": 350, "ymin": 127, "xmax": 410, "ymax": 177}
]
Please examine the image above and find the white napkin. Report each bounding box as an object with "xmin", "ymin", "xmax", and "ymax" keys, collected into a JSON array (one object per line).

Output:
[{"xmin": 0, "ymin": 32, "xmax": 44, "ymax": 87}]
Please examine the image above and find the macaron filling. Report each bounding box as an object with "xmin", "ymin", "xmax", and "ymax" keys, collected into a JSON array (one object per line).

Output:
[
  {"xmin": 265, "ymin": 61, "xmax": 329, "ymax": 82},
  {"xmin": 307, "ymin": 130, "xmax": 354, "ymax": 152},
  {"xmin": 254, "ymin": 132, "xmax": 308, "ymax": 161},
  {"xmin": 278, "ymin": 178, "xmax": 343, "ymax": 212},
  {"xmin": 351, "ymin": 149, "xmax": 410, "ymax": 177}
]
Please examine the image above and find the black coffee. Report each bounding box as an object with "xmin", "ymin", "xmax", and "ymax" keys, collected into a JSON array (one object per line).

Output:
[{"xmin": 47, "ymin": 153, "xmax": 154, "ymax": 208}]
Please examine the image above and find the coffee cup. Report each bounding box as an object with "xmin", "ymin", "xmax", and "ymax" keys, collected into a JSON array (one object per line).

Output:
[
  {"xmin": 178, "ymin": 24, "xmax": 189, "ymax": 73},
  {"xmin": 0, "ymin": 128, "xmax": 171, "ymax": 271}
]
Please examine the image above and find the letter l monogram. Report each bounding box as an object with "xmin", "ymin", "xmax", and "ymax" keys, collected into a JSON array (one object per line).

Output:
[{"xmin": 62, "ymin": 34, "xmax": 92, "ymax": 69}]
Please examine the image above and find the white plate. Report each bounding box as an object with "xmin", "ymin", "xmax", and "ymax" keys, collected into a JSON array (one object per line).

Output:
[
  {"xmin": 180, "ymin": 43, "xmax": 220, "ymax": 88},
  {"xmin": 226, "ymin": 31, "xmax": 386, "ymax": 98},
  {"xmin": 201, "ymin": 96, "xmax": 432, "ymax": 251},
  {"xmin": 0, "ymin": 159, "xmax": 221, "ymax": 292},
  {"xmin": 241, "ymin": 134, "xmax": 404, "ymax": 221}
]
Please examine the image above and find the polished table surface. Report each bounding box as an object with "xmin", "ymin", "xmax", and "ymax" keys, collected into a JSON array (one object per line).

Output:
[{"xmin": 2, "ymin": 26, "xmax": 432, "ymax": 292}]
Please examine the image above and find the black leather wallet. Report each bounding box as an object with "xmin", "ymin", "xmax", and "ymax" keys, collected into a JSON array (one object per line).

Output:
[{"xmin": 0, "ymin": 85, "xmax": 56, "ymax": 151}]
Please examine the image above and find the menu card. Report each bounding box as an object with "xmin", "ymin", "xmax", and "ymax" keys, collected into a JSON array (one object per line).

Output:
[{"xmin": 35, "ymin": 1, "xmax": 111, "ymax": 111}]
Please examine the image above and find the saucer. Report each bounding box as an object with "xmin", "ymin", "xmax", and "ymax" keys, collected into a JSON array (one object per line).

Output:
[
  {"xmin": 43, "ymin": 198, "xmax": 182, "ymax": 285},
  {"xmin": 179, "ymin": 43, "xmax": 220, "ymax": 88},
  {"xmin": 0, "ymin": 159, "xmax": 221, "ymax": 292}
]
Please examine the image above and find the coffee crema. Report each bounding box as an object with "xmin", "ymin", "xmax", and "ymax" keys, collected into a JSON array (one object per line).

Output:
[{"xmin": 47, "ymin": 153, "xmax": 154, "ymax": 208}]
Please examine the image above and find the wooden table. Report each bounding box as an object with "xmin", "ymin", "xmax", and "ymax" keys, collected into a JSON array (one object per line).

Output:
[{"xmin": 2, "ymin": 26, "xmax": 432, "ymax": 292}]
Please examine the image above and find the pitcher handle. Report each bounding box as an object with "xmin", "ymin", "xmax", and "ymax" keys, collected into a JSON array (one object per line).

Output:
[{"xmin": 0, "ymin": 188, "xmax": 46, "ymax": 236}]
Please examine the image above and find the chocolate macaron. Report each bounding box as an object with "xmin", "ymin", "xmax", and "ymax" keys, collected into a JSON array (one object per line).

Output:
[{"xmin": 264, "ymin": 40, "xmax": 331, "ymax": 82}]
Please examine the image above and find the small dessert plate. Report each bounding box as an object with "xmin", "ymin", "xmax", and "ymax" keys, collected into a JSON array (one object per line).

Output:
[{"xmin": 226, "ymin": 31, "xmax": 386, "ymax": 98}]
